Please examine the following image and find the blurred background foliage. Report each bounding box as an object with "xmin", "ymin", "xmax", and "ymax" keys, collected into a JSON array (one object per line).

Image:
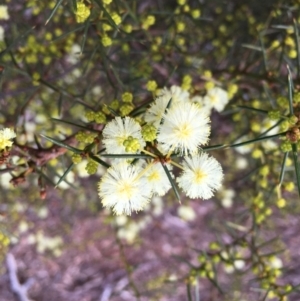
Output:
[{"xmin": 1, "ymin": 0, "xmax": 300, "ymax": 300}]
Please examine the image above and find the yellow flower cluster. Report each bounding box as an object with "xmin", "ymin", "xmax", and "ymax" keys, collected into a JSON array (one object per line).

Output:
[{"xmin": 75, "ymin": 2, "xmax": 90, "ymax": 23}]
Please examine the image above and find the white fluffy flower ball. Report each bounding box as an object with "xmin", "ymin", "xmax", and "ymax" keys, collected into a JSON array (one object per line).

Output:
[
  {"xmin": 177, "ymin": 153, "xmax": 223, "ymax": 199},
  {"xmin": 157, "ymin": 102, "xmax": 210, "ymax": 155},
  {"xmin": 144, "ymin": 85, "xmax": 190, "ymax": 128},
  {"xmin": 144, "ymin": 162, "xmax": 173, "ymax": 196},
  {"xmin": 98, "ymin": 162, "xmax": 152, "ymax": 215}
]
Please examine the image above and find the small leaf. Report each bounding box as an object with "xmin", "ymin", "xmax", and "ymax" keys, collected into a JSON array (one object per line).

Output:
[
  {"xmin": 0, "ymin": 26, "xmax": 35, "ymax": 59},
  {"xmin": 101, "ymin": 153, "xmax": 152, "ymax": 159},
  {"xmin": 45, "ymin": 0, "xmax": 64, "ymax": 25},
  {"xmin": 159, "ymin": 97, "xmax": 172, "ymax": 126},
  {"xmin": 93, "ymin": 0, "xmax": 119, "ymax": 31},
  {"xmin": 55, "ymin": 163, "xmax": 74, "ymax": 188},
  {"xmin": 278, "ymin": 152, "xmax": 288, "ymax": 186},
  {"xmin": 287, "ymin": 65, "xmax": 294, "ymax": 116},
  {"xmin": 34, "ymin": 134, "xmax": 43, "ymax": 149},
  {"xmin": 40, "ymin": 134, "xmax": 82, "ymax": 153},
  {"xmin": 186, "ymin": 283, "xmax": 193, "ymax": 301},
  {"xmin": 51, "ymin": 118, "xmax": 99, "ymax": 132},
  {"xmin": 235, "ymin": 105, "xmax": 268, "ymax": 114},
  {"xmin": 163, "ymin": 65, "xmax": 178, "ymax": 86},
  {"xmin": 259, "ymin": 33, "xmax": 268, "ymax": 73},
  {"xmin": 256, "ymin": 236, "xmax": 279, "ymax": 249},
  {"xmin": 17, "ymin": 88, "xmax": 39, "ymax": 120},
  {"xmin": 57, "ymin": 93, "xmax": 63, "ymax": 117},
  {"xmin": 228, "ymin": 132, "xmax": 286, "ymax": 149},
  {"xmin": 293, "ymin": 19, "xmax": 300, "ymax": 80},
  {"xmin": 89, "ymin": 154, "xmax": 110, "ymax": 168},
  {"xmin": 272, "ymin": 25, "xmax": 294, "ymax": 30},
  {"xmin": 292, "ymin": 143, "xmax": 300, "ymax": 197},
  {"xmin": 121, "ymin": 1, "xmax": 139, "ymax": 24},
  {"xmin": 51, "ymin": 24, "xmax": 85, "ymax": 42},
  {"xmin": 35, "ymin": 168, "xmax": 56, "ymax": 186},
  {"xmin": 130, "ymin": 99, "xmax": 153, "ymax": 117},
  {"xmin": 70, "ymin": 0, "xmax": 77, "ymax": 11},
  {"xmin": 260, "ymin": 249, "xmax": 286, "ymax": 258},
  {"xmin": 161, "ymin": 162, "xmax": 181, "ymax": 202},
  {"xmin": 82, "ymin": 44, "xmax": 99, "ymax": 75},
  {"xmin": 81, "ymin": 18, "xmax": 90, "ymax": 54},
  {"xmin": 202, "ymin": 144, "xmax": 225, "ymax": 151},
  {"xmin": 104, "ymin": 105, "xmax": 119, "ymax": 116},
  {"xmin": 258, "ymin": 119, "xmax": 283, "ymax": 138},
  {"xmin": 241, "ymin": 44, "xmax": 262, "ymax": 51}
]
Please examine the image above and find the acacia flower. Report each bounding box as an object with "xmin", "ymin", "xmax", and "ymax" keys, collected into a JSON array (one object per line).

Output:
[
  {"xmin": 176, "ymin": 153, "xmax": 223, "ymax": 199},
  {"xmin": 191, "ymin": 95, "xmax": 212, "ymax": 115},
  {"xmin": 102, "ymin": 117, "xmax": 145, "ymax": 154},
  {"xmin": 157, "ymin": 102, "xmax": 210, "ymax": 155},
  {"xmin": 0, "ymin": 128, "xmax": 16, "ymax": 151},
  {"xmin": 144, "ymin": 162, "xmax": 173, "ymax": 196},
  {"xmin": 98, "ymin": 162, "xmax": 152, "ymax": 215},
  {"xmin": 75, "ymin": 2, "xmax": 90, "ymax": 23},
  {"xmin": 202, "ymin": 87, "xmax": 229, "ymax": 112},
  {"xmin": 144, "ymin": 85, "xmax": 190, "ymax": 128}
]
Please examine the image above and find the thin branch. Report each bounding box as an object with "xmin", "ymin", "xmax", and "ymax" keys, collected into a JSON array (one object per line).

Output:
[{"xmin": 6, "ymin": 253, "xmax": 34, "ymax": 301}]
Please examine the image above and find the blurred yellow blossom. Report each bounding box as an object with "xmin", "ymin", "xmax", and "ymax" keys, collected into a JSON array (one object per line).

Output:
[
  {"xmin": 0, "ymin": 5, "xmax": 9, "ymax": 20},
  {"xmin": 75, "ymin": 2, "xmax": 90, "ymax": 23},
  {"xmin": 102, "ymin": 35, "xmax": 112, "ymax": 47},
  {"xmin": 142, "ymin": 15, "xmax": 155, "ymax": 30},
  {"xmin": 0, "ymin": 128, "xmax": 16, "ymax": 151}
]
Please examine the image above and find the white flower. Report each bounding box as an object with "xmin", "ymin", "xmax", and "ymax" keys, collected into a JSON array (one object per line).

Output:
[
  {"xmin": 117, "ymin": 222, "xmax": 139, "ymax": 243},
  {"xmin": 98, "ymin": 162, "xmax": 152, "ymax": 215},
  {"xmin": 102, "ymin": 117, "xmax": 145, "ymax": 154},
  {"xmin": 0, "ymin": 172, "xmax": 13, "ymax": 189},
  {"xmin": 223, "ymin": 264, "xmax": 234, "ymax": 274},
  {"xmin": 144, "ymin": 162, "xmax": 172, "ymax": 196},
  {"xmin": 177, "ymin": 205, "xmax": 196, "ymax": 221},
  {"xmin": 235, "ymin": 157, "xmax": 248, "ymax": 169},
  {"xmin": 167, "ymin": 85, "xmax": 190, "ymax": 101},
  {"xmin": 269, "ymin": 257, "xmax": 283, "ymax": 269},
  {"xmin": 234, "ymin": 260, "xmax": 245, "ymax": 270},
  {"xmin": 0, "ymin": 5, "xmax": 9, "ymax": 20},
  {"xmin": 191, "ymin": 95, "xmax": 212, "ymax": 115},
  {"xmin": 220, "ymin": 188, "xmax": 235, "ymax": 208},
  {"xmin": 0, "ymin": 128, "xmax": 16, "ymax": 150},
  {"xmin": 233, "ymin": 135, "xmax": 253, "ymax": 154},
  {"xmin": 152, "ymin": 196, "xmax": 163, "ymax": 216},
  {"xmin": 177, "ymin": 153, "xmax": 223, "ymax": 199},
  {"xmin": 66, "ymin": 44, "xmax": 81, "ymax": 64},
  {"xmin": 114, "ymin": 215, "xmax": 128, "ymax": 226},
  {"xmin": 92, "ymin": 86, "xmax": 102, "ymax": 96},
  {"xmin": 203, "ymin": 87, "xmax": 228, "ymax": 112},
  {"xmin": 157, "ymin": 85, "xmax": 190, "ymax": 106},
  {"xmin": 221, "ymin": 197, "xmax": 233, "ymax": 208},
  {"xmin": 157, "ymin": 102, "xmax": 210, "ymax": 155},
  {"xmin": 144, "ymin": 85, "xmax": 190, "ymax": 127}
]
